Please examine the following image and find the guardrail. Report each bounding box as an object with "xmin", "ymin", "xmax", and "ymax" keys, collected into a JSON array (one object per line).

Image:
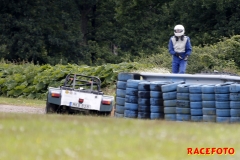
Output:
[{"xmin": 140, "ymin": 73, "xmax": 240, "ymax": 84}]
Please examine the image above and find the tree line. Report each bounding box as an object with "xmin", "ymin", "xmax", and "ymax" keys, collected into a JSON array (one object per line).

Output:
[{"xmin": 0, "ymin": 0, "xmax": 240, "ymax": 65}]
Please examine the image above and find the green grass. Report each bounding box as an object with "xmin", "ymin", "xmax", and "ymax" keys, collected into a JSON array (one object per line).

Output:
[
  {"xmin": 0, "ymin": 97, "xmax": 46, "ymax": 108},
  {"xmin": 0, "ymin": 113, "xmax": 239, "ymax": 160}
]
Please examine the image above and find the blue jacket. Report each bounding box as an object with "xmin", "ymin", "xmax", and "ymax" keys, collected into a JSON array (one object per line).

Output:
[{"xmin": 168, "ymin": 36, "xmax": 192, "ymax": 59}]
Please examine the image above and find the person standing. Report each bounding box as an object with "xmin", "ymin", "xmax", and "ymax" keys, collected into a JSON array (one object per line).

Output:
[{"xmin": 168, "ymin": 24, "xmax": 192, "ymax": 74}]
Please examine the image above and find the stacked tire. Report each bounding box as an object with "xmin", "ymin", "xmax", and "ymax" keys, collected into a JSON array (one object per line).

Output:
[
  {"xmin": 124, "ymin": 79, "xmax": 145, "ymax": 118},
  {"xmin": 201, "ymin": 84, "xmax": 215, "ymax": 122},
  {"xmin": 162, "ymin": 81, "xmax": 185, "ymax": 121},
  {"xmin": 229, "ymin": 84, "xmax": 240, "ymax": 123},
  {"xmin": 189, "ymin": 85, "xmax": 204, "ymax": 122},
  {"xmin": 176, "ymin": 84, "xmax": 191, "ymax": 121},
  {"xmin": 115, "ymin": 73, "xmax": 140, "ymax": 118},
  {"xmin": 215, "ymin": 82, "xmax": 233, "ymax": 123},
  {"xmin": 149, "ymin": 81, "xmax": 170, "ymax": 120},
  {"xmin": 138, "ymin": 81, "xmax": 151, "ymax": 119}
]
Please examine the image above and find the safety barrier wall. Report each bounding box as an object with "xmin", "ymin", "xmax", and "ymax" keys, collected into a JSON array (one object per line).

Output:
[{"xmin": 114, "ymin": 73, "xmax": 240, "ymax": 123}]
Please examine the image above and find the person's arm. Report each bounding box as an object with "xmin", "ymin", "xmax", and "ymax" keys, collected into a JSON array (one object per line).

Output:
[
  {"xmin": 168, "ymin": 38, "xmax": 176, "ymax": 55},
  {"xmin": 185, "ymin": 37, "xmax": 192, "ymax": 56}
]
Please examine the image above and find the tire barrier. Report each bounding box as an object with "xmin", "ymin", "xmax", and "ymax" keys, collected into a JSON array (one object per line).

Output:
[
  {"xmin": 115, "ymin": 73, "xmax": 240, "ymax": 123},
  {"xmin": 115, "ymin": 86, "xmax": 126, "ymax": 117},
  {"xmin": 150, "ymin": 81, "xmax": 171, "ymax": 91},
  {"xmin": 202, "ymin": 84, "xmax": 215, "ymax": 122},
  {"xmin": 114, "ymin": 112, "xmax": 124, "ymax": 118},
  {"xmin": 138, "ymin": 81, "xmax": 151, "ymax": 119},
  {"xmin": 115, "ymin": 73, "xmax": 141, "ymax": 118},
  {"xmin": 189, "ymin": 84, "xmax": 203, "ymax": 122},
  {"xmin": 215, "ymin": 82, "xmax": 231, "ymax": 123},
  {"xmin": 115, "ymin": 105, "xmax": 124, "ymax": 114},
  {"xmin": 118, "ymin": 73, "xmax": 141, "ymax": 82},
  {"xmin": 116, "ymin": 97, "xmax": 125, "ymax": 106},
  {"xmin": 176, "ymin": 83, "xmax": 191, "ymax": 121},
  {"xmin": 162, "ymin": 82, "xmax": 184, "ymax": 121},
  {"xmin": 165, "ymin": 114, "xmax": 176, "ymax": 121},
  {"xmin": 125, "ymin": 95, "xmax": 138, "ymax": 104},
  {"xmin": 230, "ymin": 83, "xmax": 240, "ymax": 123},
  {"xmin": 149, "ymin": 81, "xmax": 167, "ymax": 120},
  {"xmin": 124, "ymin": 80, "xmax": 145, "ymax": 119}
]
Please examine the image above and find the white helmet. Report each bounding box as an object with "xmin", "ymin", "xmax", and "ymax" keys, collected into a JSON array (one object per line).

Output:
[{"xmin": 174, "ymin": 24, "xmax": 185, "ymax": 36}]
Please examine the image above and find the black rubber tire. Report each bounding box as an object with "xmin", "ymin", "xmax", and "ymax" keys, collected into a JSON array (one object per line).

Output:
[
  {"xmin": 124, "ymin": 109, "xmax": 138, "ymax": 118},
  {"xmin": 150, "ymin": 105, "xmax": 164, "ymax": 113},
  {"xmin": 216, "ymin": 109, "xmax": 230, "ymax": 117},
  {"xmin": 191, "ymin": 109, "xmax": 203, "ymax": 116},
  {"xmin": 189, "ymin": 94, "xmax": 202, "ymax": 102},
  {"xmin": 126, "ymin": 80, "xmax": 145, "ymax": 89},
  {"xmin": 230, "ymin": 109, "xmax": 240, "ymax": 117},
  {"xmin": 150, "ymin": 91, "xmax": 163, "ymax": 98},
  {"xmin": 177, "ymin": 84, "xmax": 191, "ymax": 93},
  {"xmin": 191, "ymin": 116, "xmax": 203, "ymax": 122},
  {"xmin": 138, "ymin": 81, "xmax": 151, "ymax": 91},
  {"xmin": 229, "ymin": 84, "xmax": 240, "ymax": 93},
  {"xmin": 138, "ymin": 91, "xmax": 151, "ymax": 98},
  {"xmin": 176, "ymin": 114, "xmax": 191, "ymax": 121},
  {"xmin": 201, "ymin": 84, "xmax": 215, "ymax": 94},
  {"xmin": 215, "ymin": 101, "xmax": 230, "ymax": 109},
  {"xmin": 125, "ymin": 95, "xmax": 138, "ymax": 103},
  {"xmin": 150, "ymin": 113, "xmax": 164, "ymax": 120},
  {"xmin": 215, "ymin": 82, "xmax": 234, "ymax": 94},
  {"xmin": 215, "ymin": 94, "xmax": 229, "ymax": 101},
  {"xmin": 116, "ymin": 81, "xmax": 127, "ymax": 89},
  {"xmin": 138, "ymin": 112, "xmax": 150, "ymax": 119},
  {"xmin": 203, "ymin": 115, "xmax": 216, "ymax": 122},
  {"xmin": 138, "ymin": 98, "xmax": 151, "ymax": 105},
  {"xmin": 115, "ymin": 105, "xmax": 125, "ymax": 114},
  {"xmin": 176, "ymin": 107, "xmax": 190, "ymax": 114},
  {"xmin": 161, "ymin": 81, "xmax": 185, "ymax": 93},
  {"xmin": 125, "ymin": 102, "xmax": 138, "ymax": 111},
  {"xmin": 116, "ymin": 97, "xmax": 125, "ymax": 106},
  {"xmin": 150, "ymin": 98, "xmax": 164, "ymax": 106},
  {"xmin": 202, "ymin": 94, "xmax": 215, "ymax": 101},
  {"xmin": 216, "ymin": 117, "xmax": 230, "ymax": 123},
  {"xmin": 189, "ymin": 84, "xmax": 202, "ymax": 94},
  {"xmin": 164, "ymin": 114, "xmax": 176, "ymax": 121},
  {"xmin": 230, "ymin": 101, "xmax": 240, "ymax": 109},
  {"xmin": 202, "ymin": 101, "xmax": 215, "ymax": 108},
  {"xmin": 114, "ymin": 112, "xmax": 124, "ymax": 118},
  {"xmin": 190, "ymin": 102, "xmax": 202, "ymax": 109},
  {"xmin": 163, "ymin": 99, "xmax": 176, "ymax": 107},
  {"xmin": 118, "ymin": 73, "xmax": 141, "ymax": 81},
  {"xmin": 177, "ymin": 93, "xmax": 189, "ymax": 100},
  {"xmin": 176, "ymin": 100, "xmax": 190, "ymax": 108},
  {"xmin": 230, "ymin": 117, "xmax": 240, "ymax": 123},
  {"xmin": 138, "ymin": 105, "xmax": 150, "ymax": 112},
  {"xmin": 202, "ymin": 108, "xmax": 216, "ymax": 115},
  {"xmin": 46, "ymin": 102, "xmax": 58, "ymax": 114},
  {"xmin": 230, "ymin": 93, "xmax": 240, "ymax": 101},
  {"xmin": 162, "ymin": 91, "xmax": 177, "ymax": 100},
  {"xmin": 164, "ymin": 107, "xmax": 176, "ymax": 114},
  {"xmin": 116, "ymin": 89, "xmax": 126, "ymax": 98},
  {"xmin": 125, "ymin": 88, "xmax": 138, "ymax": 96},
  {"xmin": 150, "ymin": 81, "xmax": 171, "ymax": 91}
]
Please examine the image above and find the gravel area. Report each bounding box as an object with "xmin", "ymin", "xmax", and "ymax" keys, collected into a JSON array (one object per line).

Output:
[{"xmin": 0, "ymin": 105, "xmax": 45, "ymax": 114}]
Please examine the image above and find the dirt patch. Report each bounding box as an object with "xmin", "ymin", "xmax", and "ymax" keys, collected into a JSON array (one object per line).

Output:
[{"xmin": 0, "ymin": 105, "xmax": 45, "ymax": 114}]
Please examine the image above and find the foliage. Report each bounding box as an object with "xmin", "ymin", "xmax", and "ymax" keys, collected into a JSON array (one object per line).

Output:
[
  {"xmin": 0, "ymin": 62, "xmax": 151, "ymax": 99},
  {"xmin": 1, "ymin": 1, "xmax": 240, "ymax": 65}
]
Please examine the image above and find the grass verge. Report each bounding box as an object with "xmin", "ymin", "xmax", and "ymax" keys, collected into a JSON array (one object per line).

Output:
[{"xmin": 0, "ymin": 113, "xmax": 239, "ymax": 160}]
